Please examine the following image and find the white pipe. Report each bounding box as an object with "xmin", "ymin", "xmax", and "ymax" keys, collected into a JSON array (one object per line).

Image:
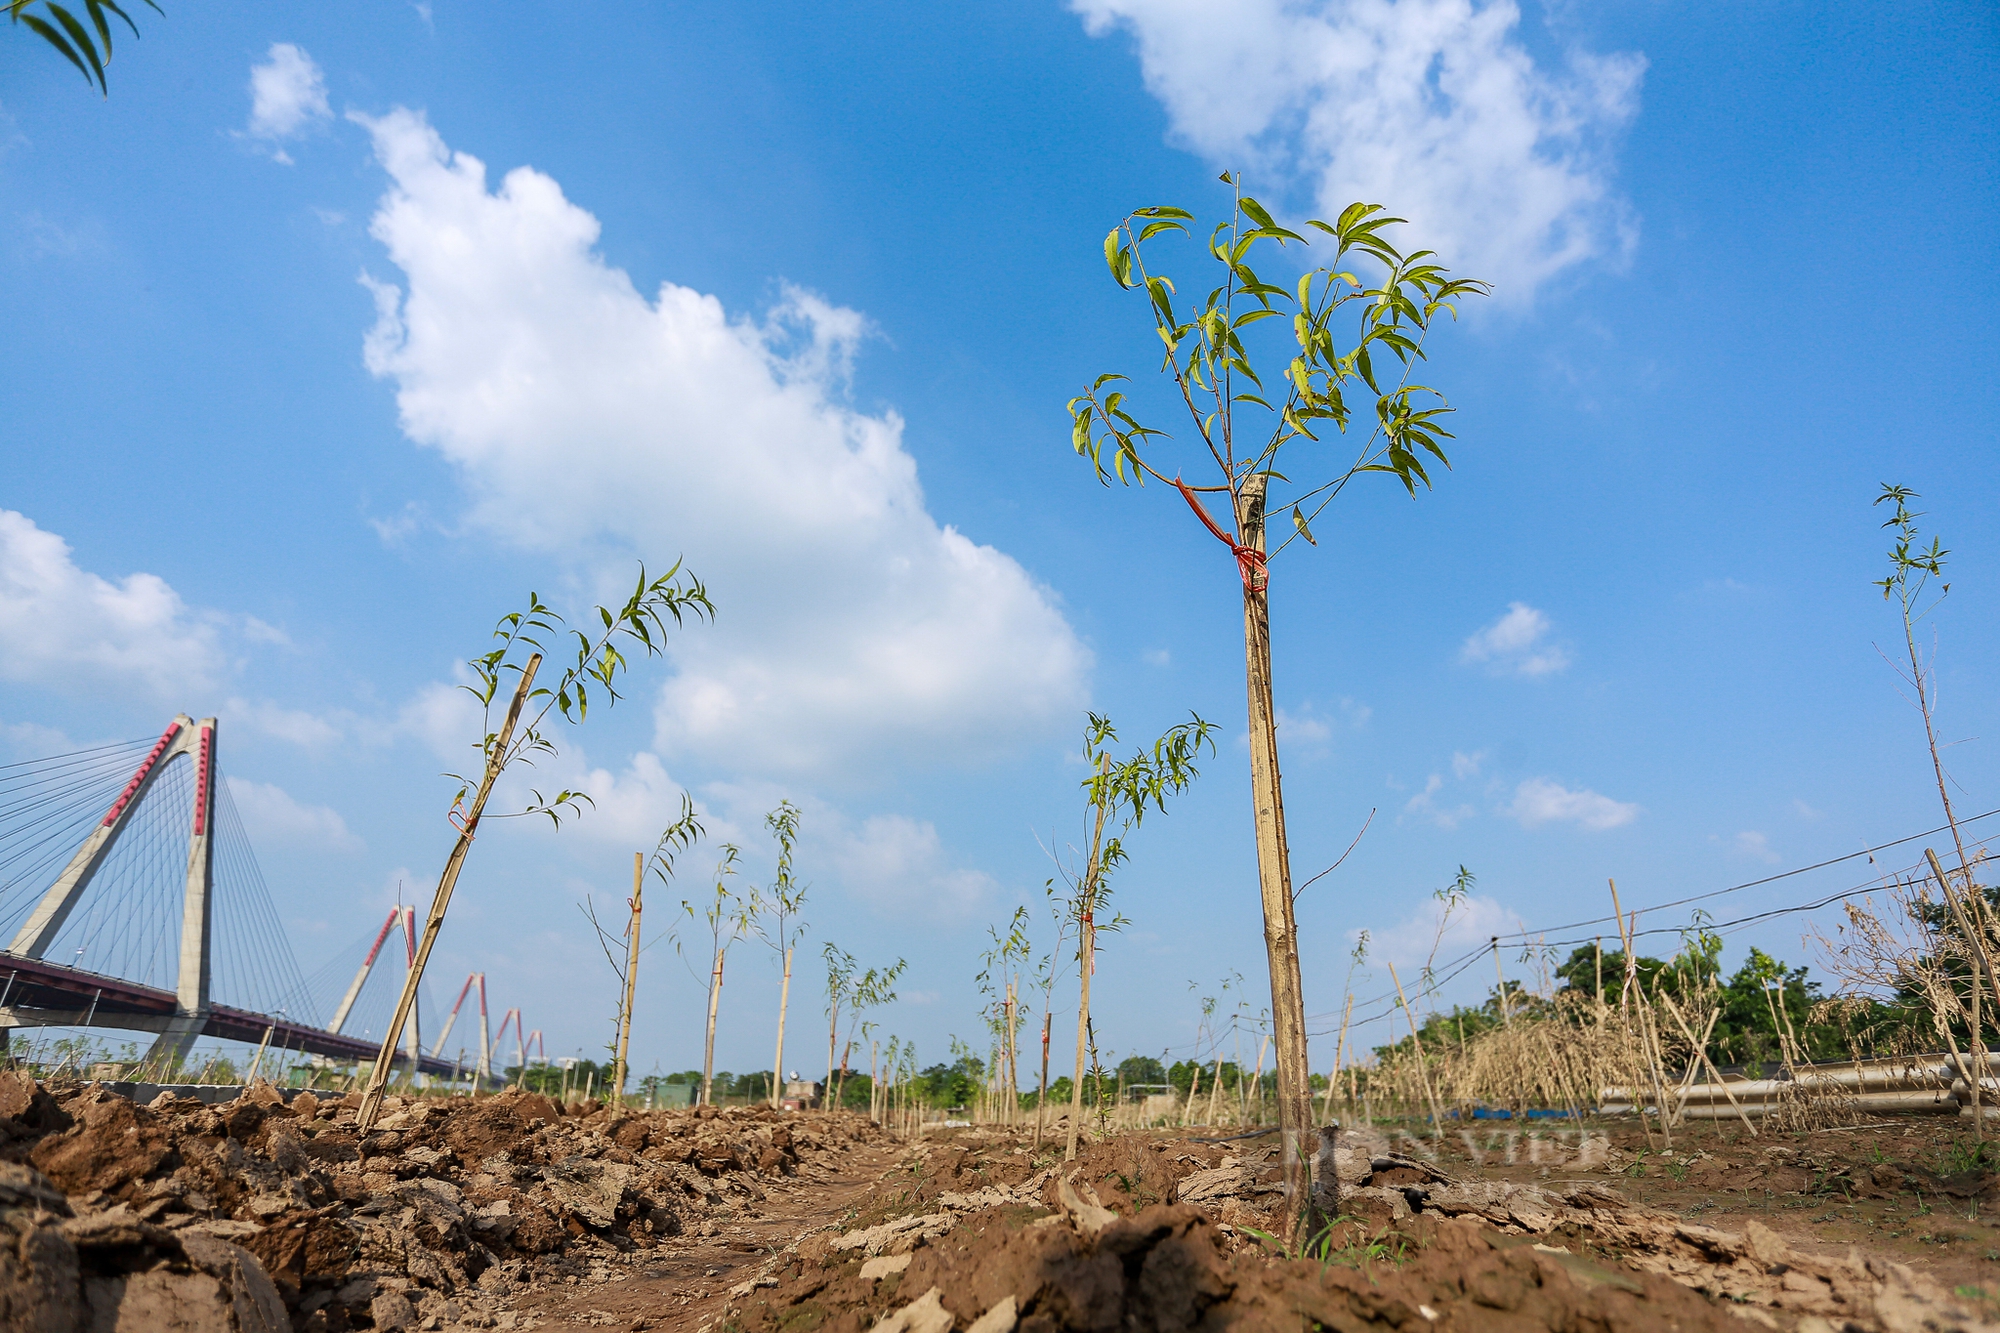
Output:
[{"xmin": 1674, "ymin": 1090, "xmax": 1958, "ymax": 1119}]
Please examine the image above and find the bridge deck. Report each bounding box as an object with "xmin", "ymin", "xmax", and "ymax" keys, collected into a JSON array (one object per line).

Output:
[{"xmin": 0, "ymin": 951, "xmax": 456, "ymax": 1077}]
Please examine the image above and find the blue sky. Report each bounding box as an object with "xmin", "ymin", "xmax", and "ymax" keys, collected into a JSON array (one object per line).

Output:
[{"xmin": 2, "ymin": 0, "xmax": 1995, "ymax": 1083}]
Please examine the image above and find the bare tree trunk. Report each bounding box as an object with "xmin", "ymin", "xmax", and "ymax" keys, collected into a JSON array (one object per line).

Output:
[
  {"xmin": 772, "ymin": 947, "xmax": 792, "ymax": 1109},
  {"xmin": 701, "ymin": 949, "xmax": 723, "ymax": 1106},
  {"xmin": 613, "ymin": 851, "xmax": 642, "ymax": 1106},
  {"xmin": 1234, "ymin": 475, "xmax": 1316, "ymax": 1236}
]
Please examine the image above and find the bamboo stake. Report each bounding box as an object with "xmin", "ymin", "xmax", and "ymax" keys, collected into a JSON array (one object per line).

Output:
[
  {"xmin": 701, "ymin": 949, "xmax": 724, "ymax": 1106},
  {"xmin": 1182, "ymin": 1064, "xmax": 1202, "ymax": 1127},
  {"xmin": 1322, "ymin": 991, "xmax": 1354, "ymax": 1121},
  {"xmin": 1928, "ymin": 846, "xmax": 1994, "ymax": 1136},
  {"xmin": 1494, "ymin": 939, "xmax": 1510, "ymax": 1026},
  {"xmin": 772, "ymin": 946, "xmax": 793, "ymax": 1110},
  {"xmin": 1248, "ymin": 1033, "xmax": 1269, "ymax": 1123},
  {"xmin": 1066, "ymin": 754, "xmax": 1112, "ymax": 1162},
  {"xmin": 247, "ymin": 1023, "xmax": 275, "ymax": 1084},
  {"xmin": 1609, "ymin": 880, "xmax": 1672, "ymax": 1150},
  {"xmin": 1034, "ymin": 1010, "xmax": 1051, "ymax": 1145},
  {"xmin": 359, "ymin": 654, "xmax": 540, "ymax": 1131},
  {"xmin": 613, "ymin": 852, "xmax": 643, "ymax": 1107},
  {"xmin": 1385, "ymin": 961, "xmax": 1445, "ymax": 1140},
  {"xmin": 1003, "ymin": 982, "xmax": 1017, "ymax": 1126},
  {"xmin": 1657, "ymin": 989, "xmax": 1756, "ymax": 1137}
]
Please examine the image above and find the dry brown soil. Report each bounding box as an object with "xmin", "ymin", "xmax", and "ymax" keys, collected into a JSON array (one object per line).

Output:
[{"xmin": 1416, "ymin": 1115, "xmax": 2000, "ymax": 1301}]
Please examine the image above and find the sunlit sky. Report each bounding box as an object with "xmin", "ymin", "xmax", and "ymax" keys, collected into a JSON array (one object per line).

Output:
[{"xmin": 2, "ymin": 1, "xmax": 1995, "ymax": 1083}]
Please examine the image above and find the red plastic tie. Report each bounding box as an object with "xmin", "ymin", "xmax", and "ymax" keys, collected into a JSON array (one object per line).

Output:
[
  {"xmin": 1174, "ymin": 477, "xmax": 1267, "ymax": 592},
  {"xmin": 447, "ymin": 801, "xmax": 477, "ymax": 839}
]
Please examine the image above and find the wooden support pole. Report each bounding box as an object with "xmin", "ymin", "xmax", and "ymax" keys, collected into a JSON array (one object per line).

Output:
[{"xmin": 359, "ymin": 655, "xmax": 540, "ymax": 1131}]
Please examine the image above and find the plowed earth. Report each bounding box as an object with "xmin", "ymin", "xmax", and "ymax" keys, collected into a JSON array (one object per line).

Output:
[{"xmin": 6, "ymin": 1071, "xmax": 2000, "ymax": 1333}]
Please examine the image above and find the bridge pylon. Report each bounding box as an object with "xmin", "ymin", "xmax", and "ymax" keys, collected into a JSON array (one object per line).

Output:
[{"xmin": 5, "ymin": 716, "xmax": 220, "ymax": 1068}]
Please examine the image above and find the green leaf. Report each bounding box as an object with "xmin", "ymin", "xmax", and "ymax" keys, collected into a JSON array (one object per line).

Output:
[
  {"xmin": 1291, "ymin": 506, "xmax": 1317, "ymax": 545},
  {"xmin": 1137, "ymin": 219, "xmax": 1186, "ymax": 242},
  {"xmin": 43, "ymin": 4, "xmax": 107, "ymax": 91},
  {"xmin": 17, "ymin": 10, "xmax": 96, "ymax": 89},
  {"xmin": 1240, "ymin": 196, "xmax": 1277, "ymax": 230}
]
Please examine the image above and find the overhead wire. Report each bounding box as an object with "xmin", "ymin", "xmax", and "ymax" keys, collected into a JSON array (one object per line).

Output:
[{"xmin": 1307, "ymin": 825, "xmax": 1996, "ymax": 1050}]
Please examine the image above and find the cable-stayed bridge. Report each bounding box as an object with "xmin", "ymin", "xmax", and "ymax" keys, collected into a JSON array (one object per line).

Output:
[{"xmin": 0, "ymin": 717, "xmax": 463, "ymax": 1077}]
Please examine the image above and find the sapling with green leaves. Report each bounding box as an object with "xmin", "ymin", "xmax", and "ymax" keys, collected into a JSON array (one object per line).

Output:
[
  {"xmin": 822, "ymin": 944, "xmax": 856, "ymax": 1109},
  {"xmin": 1876, "ymin": 485, "xmax": 1996, "ymax": 1120},
  {"xmin": 1067, "ymin": 181, "xmax": 1484, "ymax": 1230},
  {"xmin": 754, "ymin": 801, "xmax": 809, "ymax": 1107},
  {"xmin": 1028, "ymin": 903, "xmax": 1069, "ymax": 1144},
  {"xmin": 1049, "ymin": 710, "xmax": 1216, "ymax": 1160},
  {"xmin": 680, "ymin": 845, "xmax": 753, "ymax": 1107},
  {"xmin": 834, "ymin": 960, "xmax": 906, "ymax": 1109},
  {"xmin": 977, "ymin": 906, "xmax": 1034, "ymax": 1124},
  {"xmin": 357, "ymin": 565, "xmax": 711, "ymax": 1130},
  {"xmin": 1876, "ymin": 487, "xmax": 1989, "ymax": 908}
]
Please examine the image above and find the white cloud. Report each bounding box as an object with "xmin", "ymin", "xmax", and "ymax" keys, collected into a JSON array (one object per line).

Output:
[
  {"xmin": 1143, "ymin": 648, "xmax": 1172, "ymax": 667},
  {"xmin": 0, "ymin": 509, "xmax": 227, "ymax": 698},
  {"xmin": 355, "ymin": 109, "xmax": 1090, "ymax": 778},
  {"xmin": 1363, "ymin": 891, "xmax": 1516, "ymax": 979},
  {"xmin": 1450, "ymin": 749, "xmax": 1484, "ymax": 779},
  {"xmin": 822, "ymin": 812, "xmax": 994, "ymax": 920},
  {"xmin": 225, "ymin": 776, "xmax": 363, "ymax": 852},
  {"xmin": 548, "ymin": 751, "xmax": 720, "ymax": 848},
  {"xmin": 1732, "ymin": 830, "xmax": 1780, "ymax": 864},
  {"xmin": 225, "ymin": 697, "xmax": 344, "ymax": 749},
  {"xmin": 1507, "ymin": 776, "xmax": 1637, "ymax": 831},
  {"xmin": 1276, "ymin": 707, "xmax": 1332, "ymax": 743},
  {"xmin": 1403, "ymin": 771, "xmax": 1476, "ymax": 829},
  {"xmin": 1791, "ymin": 799, "xmax": 1823, "ymax": 821},
  {"xmin": 1072, "ymin": 0, "xmax": 1643, "ymax": 299},
  {"xmin": 1460, "ymin": 601, "xmax": 1570, "ymax": 676},
  {"xmin": 244, "ymin": 43, "xmax": 331, "ymax": 161}
]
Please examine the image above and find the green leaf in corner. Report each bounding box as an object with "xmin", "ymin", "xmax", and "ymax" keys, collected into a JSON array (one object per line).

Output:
[{"xmin": 1291, "ymin": 505, "xmax": 1317, "ymax": 545}]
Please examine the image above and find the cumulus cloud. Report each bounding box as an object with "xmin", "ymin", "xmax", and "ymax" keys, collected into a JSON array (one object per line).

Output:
[
  {"xmin": 1403, "ymin": 771, "xmax": 1475, "ymax": 829},
  {"xmin": 1507, "ymin": 776, "xmax": 1637, "ymax": 831},
  {"xmin": 0, "ymin": 509, "xmax": 228, "ymax": 698},
  {"xmin": 225, "ymin": 776, "xmax": 363, "ymax": 852},
  {"xmin": 1072, "ymin": 0, "xmax": 1644, "ymax": 299},
  {"xmin": 244, "ymin": 43, "xmax": 331, "ymax": 161},
  {"xmin": 822, "ymin": 812, "xmax": 995, "ymax": 920},
  {"xmin": 1460, "ymin": 602, "xmax": 1570, "ymax": 676},
  {"xmin": 354, "ymin": 109, "xmax": 1089, "ymax": 778}
]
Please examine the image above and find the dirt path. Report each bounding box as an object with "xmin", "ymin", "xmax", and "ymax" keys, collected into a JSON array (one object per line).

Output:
[{"xmin": 516, "ymin": 1138, "xmax": 911, "ymax": 1332}]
